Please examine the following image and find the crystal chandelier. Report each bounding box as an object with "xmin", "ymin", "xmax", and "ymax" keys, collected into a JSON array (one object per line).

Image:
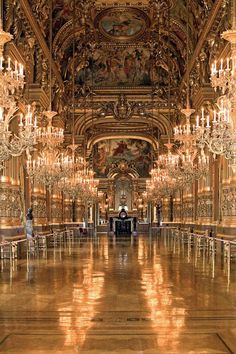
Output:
[
  {"xmin": 173, "ymin": 106, "xmax": 209, "ymax": 184},
  {"xmin": 37, "ymin": 110, "xmax": 64, "ymax": 149},
  {"xmin": 0, "ymin": 105, "xmax": 37, "ymax": 166},
  {"xmin": 26, "ymin": 141, "xmax": 77, "ymax": 191},
  {"xmin": 57, "ymin": 168, "xmax": 98, "ymax": 201},
  {"xmin": 56, "ymin": 143, "xmax": 87, "ymax": 198},
  {"xmin": 174, "ymin": 108, "xmax": 196, "ymax": 150},
  {"xmin": 173, "ymin": 0, "xmax": 209, "ymax": 183},
  {"xmin": 146, "ymin": 162, "xmax": 180, "ymax": 201},
  {"xmin": 80, "ymin": 169, "xmax": 99, "ymax": 201},
  {"xmin": 26, "ymin": 0, "xmax": 70, "ymax": 188},
  {"xmin": 205, "ymin": 0, "xmax": 236, "ymax": 168},
  {"xmin": 0, "ymin": 18, "xmax": 38, "ymax": 169},
  {"xmin": 26, "ymin": 109, "xmax": 70, "ymax": 189},
  {"xmin": 195, "ymin": 101, "xmax": 236, "ymax": 169},
  {"xmin": 174, "ymin": 149, "xmax": 209, "ymax": 184},
  {"xmin": 195, "ymin": 101, "xmax": 232, "ymax": 153},
  {"xmin": 26, "ymin": 149, "xmax": 65, "ymax": 189},
  {"xmin": 0, "ymin": 22, "xmax": 24, "ymax": 95},
  {"xmin": 57, "ymin": 171, "xmax": 84, "ymax": 200}
]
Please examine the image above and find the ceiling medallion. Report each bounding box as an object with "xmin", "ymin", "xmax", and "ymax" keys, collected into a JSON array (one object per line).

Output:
[{"xmin": 94, "ymin": 7, "xmax": 150, "ymax": 43}]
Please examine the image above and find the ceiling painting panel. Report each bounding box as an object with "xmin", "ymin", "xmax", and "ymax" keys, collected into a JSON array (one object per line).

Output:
[
  {"xmin": 94, "ymin": 7, "xmax": 150, "ymax": 43},
  {"xmin": 74, "ymin": 46, "xmax": 153, "ymax": 88}
]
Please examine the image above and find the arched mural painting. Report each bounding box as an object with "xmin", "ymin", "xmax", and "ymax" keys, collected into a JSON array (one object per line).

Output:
[{"xmin": 92, "ymin": 138, "xmax": 153, "ymax": 178}]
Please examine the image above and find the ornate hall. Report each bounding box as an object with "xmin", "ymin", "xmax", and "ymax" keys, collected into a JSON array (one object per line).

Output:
[{"xmin": 0, "ymin": 0, "xmax": 236, "ymax": 352}]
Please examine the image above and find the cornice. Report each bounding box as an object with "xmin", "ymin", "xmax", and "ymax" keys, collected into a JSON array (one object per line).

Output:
[
  {"xmin": 192, "ymin": 84, "xmax": 216, "ymax": 110},
  {"xmin": 7, "ymin": 43, "xmax": 26, "ymax": 66},
  {"xmin": 19, "ymin": 0, "xmax": 64, "ymax": 88},
  {"xmin": 27, "ymin": 84, "xmax": 49, "ymax": 109}
]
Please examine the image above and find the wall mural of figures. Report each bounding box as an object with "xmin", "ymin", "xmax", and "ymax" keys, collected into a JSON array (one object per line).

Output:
[
  {"xmin": 74, "ymin": 47, "xmax": 153, "ymax": 87},
  {"xmin": 61, "ymin": 44, "xmax": 176, "ymax": 90},
  {"xmin": 92, "ymin": 139, "xmax": 153, "ymax": 178}
]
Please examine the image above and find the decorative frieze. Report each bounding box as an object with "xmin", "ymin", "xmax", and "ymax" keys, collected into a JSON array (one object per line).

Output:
[
  {"xmin": 222, "ymin": 187, "xmax": 236, "ymax": 217},
  {"xmin": 0, "ymin": 176, "xmax": 21, "ymax": 227},
  {"xmin": 182, "ymin": 199, "xmax": 194, "ymax": 221},
  {"xmin": 197, "ymin": 194, "xmax": 213, "ymax": 218},
  {"xmin": 32, "ymin": 188, "xmax": 47, "ymax": 224},
  {"xmin": 51, "ymin": 193, "xmax": 63, "ymax": 224}
]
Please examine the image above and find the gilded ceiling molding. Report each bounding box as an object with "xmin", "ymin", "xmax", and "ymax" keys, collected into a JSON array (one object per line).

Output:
[
  {"xmin": 180, "ymin": 0, "xmax": 225, "ymax": 92},
  {"xmin": 26, "ymin": 84, "xmax": 49, "ymax": 109},
  {"xmin": 73, "ymin": 112, "xmax": 171, "ymax": 137},
  {"xmin": 170, "ymin": 19, "xmax": 192, "ymax": 52},
  {"xmin": 19, "ymin": 0, "xmax": 64, "ymax": 87},
  {"xmin": 95, "ymin": 2, "xmax": 148, "ymax": 9},
  {"xmin": 107, "ymin": 167, "xmax": 140, "ymax": 179}
]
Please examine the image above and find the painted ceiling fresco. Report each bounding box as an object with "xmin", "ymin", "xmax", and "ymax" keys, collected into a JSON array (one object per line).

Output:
[
  {"xmin": 22, "ymin": 0, "xmax": 227, "ymax": 119},
  {"xmin": 66, "ymin": 47, "xmax": 153, "ymax": 87},
  {"xmin": 45, "ymin": 0, "xmax": 212, "ymax": 92},
  {"xmin": 92, "ymin": 139, "xmax": 153, "ymax": 178},
  {"xmin": 94, "ymin": 7, "xmax": 150, "ymax": 42},
  {"xmin": 100, "ymin": 10, "xmax": 144, "ymax": 38}
]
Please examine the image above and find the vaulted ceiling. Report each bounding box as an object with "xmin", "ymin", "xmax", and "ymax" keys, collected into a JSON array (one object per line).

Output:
[{"xmin": 5, "ymin": 0, "xmax": 230, "ymax": 158}]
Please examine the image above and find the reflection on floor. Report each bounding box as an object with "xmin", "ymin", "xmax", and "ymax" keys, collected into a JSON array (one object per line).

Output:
[{"xmin": 0, "ymin": 232, "xmax": 235, "ymax": 353}]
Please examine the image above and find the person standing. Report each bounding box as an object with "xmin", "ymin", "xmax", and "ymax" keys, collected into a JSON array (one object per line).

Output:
[{"xmin": 26, "ymin": 208, "xmax": 34, "ymax": 240}]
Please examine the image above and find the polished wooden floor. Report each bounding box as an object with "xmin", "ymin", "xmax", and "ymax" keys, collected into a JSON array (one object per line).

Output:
[{"xmin": 0, "ymin": 232, "xmax": 235, "ymax": 353}]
